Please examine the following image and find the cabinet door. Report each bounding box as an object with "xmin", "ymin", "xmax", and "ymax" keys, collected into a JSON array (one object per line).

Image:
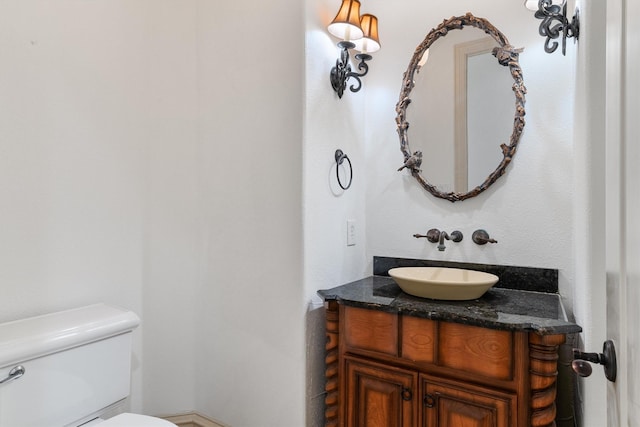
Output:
[
  {"xmin": 345, "ymin": 357, "xmax": 418, "ymax": 427},
  {"xmin": 422, "ymin": 377, "xmax": 515, "ymax": 427}
]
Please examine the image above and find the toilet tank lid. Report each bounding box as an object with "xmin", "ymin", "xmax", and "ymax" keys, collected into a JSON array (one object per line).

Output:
[{"xmin": 0, "ymin": 303, "xmax": 140, "ymax": 368}]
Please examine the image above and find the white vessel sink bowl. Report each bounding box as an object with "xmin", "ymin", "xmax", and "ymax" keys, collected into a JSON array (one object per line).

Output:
[{"xmin": 388, "ymin": 267, "xmax": 499, "ymax": 300}]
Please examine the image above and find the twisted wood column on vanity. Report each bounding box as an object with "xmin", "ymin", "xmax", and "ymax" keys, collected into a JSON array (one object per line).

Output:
[
  {"xmin": 324, "ymin": 301, "xmax": 340, "ymax": 427},
  {"xmin": 529, "ymin": 333, "xmax": 566, "ymax": 427}
]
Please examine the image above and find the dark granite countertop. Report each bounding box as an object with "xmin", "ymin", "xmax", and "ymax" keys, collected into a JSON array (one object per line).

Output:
[{"xmin": 318, "ymin": 275, "xmax": 582, "ymax": 335}]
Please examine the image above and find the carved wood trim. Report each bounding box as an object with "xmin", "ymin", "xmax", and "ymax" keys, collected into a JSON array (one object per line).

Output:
[
  {"xmin": 324, "ymin": 301, "xmax": 340, "ymax": 427},
  {"xmin": 529, "ymin": 333, "xmax": 566, "ymax": 427}
]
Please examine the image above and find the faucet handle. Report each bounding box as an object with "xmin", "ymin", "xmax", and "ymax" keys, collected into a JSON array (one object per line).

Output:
[
  {"xmin": 472, "ymin": 229, "xmax": 497, "ymax": 245},
  {"xmin": 413, "ymin": 229, "xmax": 441, "ymax": 243}
]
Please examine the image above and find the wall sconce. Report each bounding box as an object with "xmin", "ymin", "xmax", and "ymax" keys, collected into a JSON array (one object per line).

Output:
[
  {"xmin": 327, "ymin": 0, "xmax": 380, "ymax": 98},
  {"xmin": 525, "ymin": 0, "xmax": 579, "ymax": 55}
]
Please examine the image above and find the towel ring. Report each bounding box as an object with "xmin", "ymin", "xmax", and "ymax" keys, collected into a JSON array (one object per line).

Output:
[{"xmin": 335, "ymin": 149, "xmax": 353, "ymax": 190}]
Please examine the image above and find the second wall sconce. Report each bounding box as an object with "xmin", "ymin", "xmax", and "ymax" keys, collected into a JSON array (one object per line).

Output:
[
  {"xmin": 327, "ymin": 0, "xmax": 380, "ymax": 98},
  {"xmin": 525, "ymin": 0, "xmax": 579, "ymax": 55}
]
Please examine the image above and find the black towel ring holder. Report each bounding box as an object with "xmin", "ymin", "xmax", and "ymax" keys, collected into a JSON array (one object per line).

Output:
[{"xmin": 335, "ymin": 149, "xmax": 352, "ymax": 190}]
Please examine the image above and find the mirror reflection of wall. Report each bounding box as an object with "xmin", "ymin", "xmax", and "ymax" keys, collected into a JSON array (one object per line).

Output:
[
  {"xmin": 462, "ymin": 40, "xmax": 514, "ymax": 192},
  {"xmin": 407, "ymin": 27, "xmax": 514, "ymax": 194}
]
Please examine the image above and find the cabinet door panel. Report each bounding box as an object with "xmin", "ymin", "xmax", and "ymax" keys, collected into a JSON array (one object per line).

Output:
[
  {"xmin": 345, "ymin": 358, "xmax": 417, "ymax": 427},
  {"xmin": 422, "ymin": 378, "xmax": 515, "ymax": 427}
]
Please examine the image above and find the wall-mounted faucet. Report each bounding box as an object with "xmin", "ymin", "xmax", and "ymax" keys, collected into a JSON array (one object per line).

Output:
[
  {"xmin": 472, "ymin": 229, "xmax": 498, "ymax": 245},
  {"xmin": 414, "ymin": 229, "xmax": 463, "ymax": 251}
]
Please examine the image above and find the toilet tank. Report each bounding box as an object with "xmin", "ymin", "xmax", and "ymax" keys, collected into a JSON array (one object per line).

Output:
[{"xmin": 0, "ymin": 304, "xmax": 140, "ymax": 427}]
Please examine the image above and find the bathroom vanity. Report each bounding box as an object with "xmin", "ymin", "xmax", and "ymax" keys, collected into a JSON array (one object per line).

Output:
[{"xmin": 318, "ymin": 259, "xmax": 581, "ymax": 427}]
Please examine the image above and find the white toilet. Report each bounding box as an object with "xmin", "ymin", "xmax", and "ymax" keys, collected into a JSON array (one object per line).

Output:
[{"xmin": 0, "ymin": 303, "xmax": 176, "ymax": 427}]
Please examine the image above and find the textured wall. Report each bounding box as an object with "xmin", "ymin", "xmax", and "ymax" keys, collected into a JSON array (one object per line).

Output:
[
  {"xmin": 0, "ymin": 2, "xmax": 305, "ymax": 424},
  {"xmin": 303, "ymin": 0, "xmax": 371, "ymax": 425},
  {"xmin": 194, "ymin": 1, "xmax": 305, "ymax": 426},
  {"xmin": 0, "ymin": 0, "xmax": 201, "ymax": 413}
]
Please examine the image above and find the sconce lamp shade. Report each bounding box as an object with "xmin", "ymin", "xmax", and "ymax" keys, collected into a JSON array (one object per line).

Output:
[
  {"xmin": 352, "ymin": 14, "xmax": 380, "ymax": 53},
  {"xmin": 327, "ymin": 0, "xmax": 364, "ymax": 41}
]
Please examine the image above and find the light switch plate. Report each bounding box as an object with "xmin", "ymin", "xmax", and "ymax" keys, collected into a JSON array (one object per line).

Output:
[{"xmin": 347, "ymin": 220, "xmax": 356, "ymax": 246}]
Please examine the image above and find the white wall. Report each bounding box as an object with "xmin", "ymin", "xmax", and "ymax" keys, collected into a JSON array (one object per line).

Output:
[
  {"xmin": 0, "ymin": 2, "xmax": 306, "ymax": 426},
  {"xmin": 138, "ymin": 2, "xmax": 200, "ymax": 415},
  {"xmin": 194, "ymin": 1, "xmax": 305, "ymax": 426},
  {"xmin": 0, "ymin": 0, "xmax": 200, "ymax": 414},
  {"xmin": 304, "ymin": 0, "xmax": 371, "ymax": 425},
  {"xmin": 304, "ymin": 0, "xmax": 370, "ymax": 295},
  {"xmin": 0, "ymin": 0, "xmax": 154, "ymax": 323},
  {"xmin": 364, "ymin": 0, "xmax": 577, "ymax": 314}
]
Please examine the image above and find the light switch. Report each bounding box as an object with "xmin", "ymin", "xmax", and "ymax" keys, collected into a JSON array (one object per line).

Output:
[{"xmin": 347, "ymin": 220, "xmax": 356, "ymax": 246}]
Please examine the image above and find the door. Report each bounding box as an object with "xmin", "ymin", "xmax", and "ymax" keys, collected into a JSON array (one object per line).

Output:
[
  {"xmin": 344, "ymin": 357, "xmax": 418, "ymax": 427},
  {"xmin": 622, "ymin": 0, "xmax": 640, "ymax": 422},
  {"xmin": 420, "ymin": 377, "xmax": 514, "ymax": 427},
  {"xmin": 604, "ymin": 0, "xmax": 640, "ymax": 425},
  {"xmin": 576, "ymin": 0, "xmax": 639, "ymax": 424}
]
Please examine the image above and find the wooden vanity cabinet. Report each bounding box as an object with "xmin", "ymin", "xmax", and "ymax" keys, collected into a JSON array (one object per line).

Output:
[{"xmin": 324, "ymin": 302, "xmax": 566, "ymax": 427}]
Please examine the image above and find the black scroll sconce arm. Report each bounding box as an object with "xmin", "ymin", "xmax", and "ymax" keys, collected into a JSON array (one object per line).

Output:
[{"xmin": 330, "ymin": 41, "xmax": 372, "ymax": 99}]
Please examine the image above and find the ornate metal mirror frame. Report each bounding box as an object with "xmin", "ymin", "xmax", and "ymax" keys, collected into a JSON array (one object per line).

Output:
[{"xmin": 395, "ymin": 13, "xmax": 526, "ymax": 202}]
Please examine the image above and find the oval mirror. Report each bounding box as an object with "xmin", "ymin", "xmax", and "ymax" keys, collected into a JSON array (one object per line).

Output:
[{"xmin": 396, "ymin": 13, "xmax": 526, "ymax": 202}]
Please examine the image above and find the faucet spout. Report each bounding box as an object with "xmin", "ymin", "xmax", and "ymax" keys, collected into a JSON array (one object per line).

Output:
[{"xmin": 438, "ymin": 231, "xmax": 449, "ymax": 251}]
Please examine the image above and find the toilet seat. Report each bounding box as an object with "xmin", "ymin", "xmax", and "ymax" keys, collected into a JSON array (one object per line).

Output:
[{"xmin": 98, "ymin": 413, "xmax": 177, "ymax": 426}]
